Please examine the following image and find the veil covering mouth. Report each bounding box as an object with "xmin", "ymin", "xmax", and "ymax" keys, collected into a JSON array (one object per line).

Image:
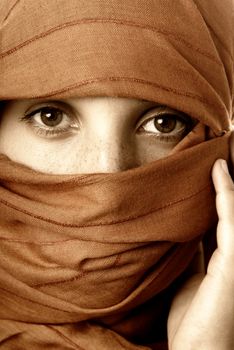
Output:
[{"xmin": 0, "ymin": 0, "xmax": 233, "ymax": 349}]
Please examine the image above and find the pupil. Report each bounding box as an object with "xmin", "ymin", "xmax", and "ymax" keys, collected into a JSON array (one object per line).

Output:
[
  {"xmin": 40, "ymin": 108, "xmax": 63, "ymax": 127},
  {"xmin": 154, "ymin": 116, "xmax": 176, "ymax": 133}
]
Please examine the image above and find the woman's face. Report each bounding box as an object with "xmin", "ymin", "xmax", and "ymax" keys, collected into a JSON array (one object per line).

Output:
[{"xmin": 0, "ymin": 97, "xmax": 194, "ymax": 174}]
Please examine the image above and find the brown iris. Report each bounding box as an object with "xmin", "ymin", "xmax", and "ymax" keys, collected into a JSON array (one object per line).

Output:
[
  {"xmin": 40, "ymin": 107, "xmax": 63, "ymax": 127},
  {"xmin": 154, "ymin": 115, "xmax": 177, "ymax": 133}
]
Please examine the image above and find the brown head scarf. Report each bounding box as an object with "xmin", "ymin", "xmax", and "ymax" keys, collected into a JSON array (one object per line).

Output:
[{"xmin": 0, "ymin": 1, "xmax": 233, "ymax": 349}]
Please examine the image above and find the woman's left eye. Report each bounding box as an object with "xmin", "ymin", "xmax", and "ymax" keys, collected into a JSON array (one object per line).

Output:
[
  {"xmin": 21, "ymin": 105, "xmax": 79, "ymax": 137},
  {"xmin": 138, "ymin": 107, "xmax": 194, "ymax": 141}
]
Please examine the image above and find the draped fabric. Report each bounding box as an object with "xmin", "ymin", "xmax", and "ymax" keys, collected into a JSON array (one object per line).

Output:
[{"xmin": 0, "ymin": 0, "xmax": 233, "ymax": 349}]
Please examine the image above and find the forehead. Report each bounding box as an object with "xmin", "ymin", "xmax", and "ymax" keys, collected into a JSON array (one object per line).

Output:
[
  {"xmin": 0, "ymin": 0, "xmax": 233, "ymax": 134},
  {"xmin": 1, "ymin": 97, "xmax": 159, "ymax": 121}
]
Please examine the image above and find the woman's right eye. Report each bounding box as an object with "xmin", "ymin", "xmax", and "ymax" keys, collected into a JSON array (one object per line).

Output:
[
  {"xmin": 21, "ymin": 105, "xmax": 79, "ymax": 137},
  {"xmin": 31, "ymin": 107, "xmax": 65, "ymax": 127}
]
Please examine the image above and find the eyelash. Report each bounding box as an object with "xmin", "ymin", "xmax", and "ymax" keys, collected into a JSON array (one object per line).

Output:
[
  {"xmin": 138, "ymin": 108, "xmax": 194, "ymax": 142},
  {"xmin": 21, "ymin": 104, "xmax": 194, "ymax": 141},
  {"xmin": 21, "ymin": 104, "xmax": 79, "ymax": 138}
]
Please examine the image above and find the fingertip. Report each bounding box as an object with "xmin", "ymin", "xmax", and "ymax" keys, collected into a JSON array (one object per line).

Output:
[
  {"xmin": 219, "ymin": 159, "xmax": 229, "ymax": 175},
  {"xmin": 212, "ymin": 159, "xmax": 234, "ymax": 192},
  {"xmin": 211, "ymin": 159, "xmax": 224, "ymax": 180},
  {"xmin": 212, "ymin": 159, "xmax": 229, "ymax": 176},
  {"xmin": 211, "ymin": 159, "xmax": 224, "ymax": 188}
]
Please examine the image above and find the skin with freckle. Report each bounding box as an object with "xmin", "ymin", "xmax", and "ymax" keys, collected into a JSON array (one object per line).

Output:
[
  {"xmin": 0, "ymin": 0, "xmax": 233, "ymax": 349},
  {"xmin": 0, "ymin": 97, "xmax": 194, "ymax": 174}
]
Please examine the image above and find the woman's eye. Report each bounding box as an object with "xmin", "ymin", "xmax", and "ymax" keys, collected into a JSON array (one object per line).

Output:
[
  {"xmin": 138, "ymin": 108, "xmax": 194, "ymax": 141},
  {"xmin": 21, "ymin": 105, "xmax": 79, "ymax": 137},
  {"xmin": 34, "ymin": 107, "xmax": 64, "ymax": 127}
]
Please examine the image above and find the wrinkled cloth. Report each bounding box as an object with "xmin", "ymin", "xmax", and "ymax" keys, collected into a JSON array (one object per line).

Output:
[{"xmin": 0, "ymin": 0, "xmax": 233, "ymax": 349}]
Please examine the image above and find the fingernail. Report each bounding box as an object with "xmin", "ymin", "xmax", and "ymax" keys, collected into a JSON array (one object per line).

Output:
[{"xmin": 220, "ymin": 159, "xmax": 229, "ymax": 175}]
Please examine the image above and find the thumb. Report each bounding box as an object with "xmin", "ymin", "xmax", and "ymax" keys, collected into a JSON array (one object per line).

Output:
[
  {"xmin": 168, "ymin": 160, "xmax": 234, "ymax": 350},
  {"xmin": 211, "ymin": 159, "xmax": 234, "ymax": 261}
]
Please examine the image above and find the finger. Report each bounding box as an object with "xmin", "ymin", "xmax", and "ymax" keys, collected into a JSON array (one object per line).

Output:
[
  {"xmin": 212, "ymin": 159, "xmax": 234, "ymax": 217},
  {"xmin": 230, "ymin": 131, "xmax": 234, "ymax": 179},
  {"xmin": 211, "ymin": 159, "xmax": 234, "ymax": 258},
  {"xmin": 212, "ymin": 158, "xmax": 234, "ymax": 191}
]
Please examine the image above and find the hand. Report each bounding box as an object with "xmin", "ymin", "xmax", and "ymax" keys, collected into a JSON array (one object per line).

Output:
[{"xmin": 168, "ymin": 135, "xmax": 234, "ymax": 350}]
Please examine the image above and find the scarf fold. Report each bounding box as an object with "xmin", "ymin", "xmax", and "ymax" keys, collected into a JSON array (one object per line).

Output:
[
  {"xmin": 0, "ymin": 132, "xmax": 230, "ymax": 350},
  {"xmin": 0, "ymin": 0, "xmax": 233, "ymax": 349}
]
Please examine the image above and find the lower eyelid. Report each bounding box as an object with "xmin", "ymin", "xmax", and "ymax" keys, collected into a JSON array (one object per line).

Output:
[
  {"xmin": 20, "ymin": 112, "xmax": 79, "ymax": 138},
  {"xmin": 30, "ymin": 125, "xmax": 76, "ymax": 138}
]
